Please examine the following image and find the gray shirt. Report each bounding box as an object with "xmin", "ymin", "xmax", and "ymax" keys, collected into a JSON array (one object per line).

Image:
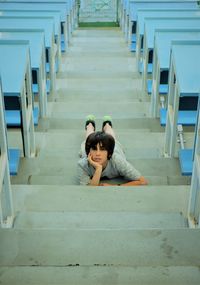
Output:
[{"xmin": 77, "ymin": 141, "xmax": 141, "ymax": 185}]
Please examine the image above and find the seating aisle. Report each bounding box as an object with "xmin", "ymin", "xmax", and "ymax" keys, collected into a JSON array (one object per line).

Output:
[{"xmin": 1, "ymin": 27, "xmax": 200, "ymax": 284}]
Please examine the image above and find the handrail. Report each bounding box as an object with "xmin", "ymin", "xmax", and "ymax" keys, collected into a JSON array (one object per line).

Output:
[{"xmin": 0, "ymin": 77, "xmax": 14, "ymax": 228}]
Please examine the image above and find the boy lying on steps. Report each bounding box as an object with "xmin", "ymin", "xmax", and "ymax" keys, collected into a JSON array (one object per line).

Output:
[{"xmin": 78, "ymin": 115, "xmax": 148, "ymax": 186}]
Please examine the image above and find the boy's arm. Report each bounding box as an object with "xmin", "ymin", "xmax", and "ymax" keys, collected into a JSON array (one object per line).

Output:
[
  {"xmin": 100, "ymin": 176, "xmax": 148, "ymax": 186},
  {"xmin": 120, "ymin": 176, "xmax": 148, "ymax": 186},
  {"xmin": 88, "ymin": 153, "xmax": 103, "ymax": 186},
  {"xmin": 89, "ymin": 165, "xmax": 102, "ymax": 186}
]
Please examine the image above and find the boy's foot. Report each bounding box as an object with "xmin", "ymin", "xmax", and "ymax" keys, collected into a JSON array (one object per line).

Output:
[
  {"xmin": 102, "ymin": 115, "xmax": 113, "ymax": 130},
  {"xmin": 85, "ymin": 114, "xmax": 96, "ymax": 130}
]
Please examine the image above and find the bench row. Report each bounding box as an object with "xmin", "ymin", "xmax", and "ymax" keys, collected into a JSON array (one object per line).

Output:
[
  {"xmin": 0, "ymin": 0, "xmax": 77, "ymax": 228},
  {"xmin": 120, "ymin": 0, "xmax": 200, "ymax": 228},
  {"xmin": 120, "ymin": 1, "xmax": 200, "ymax": 176},
  {"xmin": 0, "ymin": 0, "xmax": 77, "ymax": 175}
]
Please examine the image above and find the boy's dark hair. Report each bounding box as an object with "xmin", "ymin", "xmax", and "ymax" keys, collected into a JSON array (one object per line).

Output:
[{"xmin": 85, "ymin": 131, "xmax": 115, "ymax": 160}]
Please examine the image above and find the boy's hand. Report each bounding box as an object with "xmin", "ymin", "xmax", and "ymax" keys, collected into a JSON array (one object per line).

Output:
[
  {"xmin": 121, "ymin": 177, "xmax": 148, "ymax": 186},
  {"xmin": 100, "ymin": 183, "xmax": 118, "ymax": 186},
  {"xmin": 88, "ymin": 153, "xmax": 102, "ymax": 170}
]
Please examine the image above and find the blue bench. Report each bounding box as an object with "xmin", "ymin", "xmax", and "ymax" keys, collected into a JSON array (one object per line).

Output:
[
  {"xmin": 163, "ymin": 42, "xmax": 200, "ymax": 176},
  {"xmin": 32, "ymin": 79, "xmax": 50, "ymax": 95},
  {"xmin": 140, "ymin": 17, "xmax": 200, "ymax": 102},
  {"xmin": 0, "ymin": 16, "xmax": 56, "ymax": 96},
  {"xmin": 160, "ymin": 108, "xmax": 197, "ymax": 127},
  {"xmin": 8, "ymin": 148, "xmax": 21, "ymax": 175},
  {"xmin": 179, "ymin": 149, "xmax": 193, "ymax": 176},
  {"xmin": 0, "ymin": 10, "xmax": 62, "ymax": 58},
  {"xmin": 139, "ymin": 62, "xmax": 152, "ymax": 74},
  {"xmin": 5, "ymin": 108, "xmax": 39, "ymax": 126},
  {"xmin": 0, "ymin": 77, "xmax": 21, "ymax": 176},
  {"xmin": 128, "ymin": 0, "xmax": 198, "ymax": 44},
  {"xmin": 0, "ymin": 78, "xmax": 15, "ymax": 227},
  {"xmin": 130, "ymin": 41, "xmax": 136, "ymax": 52},
  {"xmin": 147, "ymin": 80, "xmax": 168, "ymax": 95},
  {"xmin": 0, "ymin": 41, "xmax": 36, "ymax": 159},
  {"xmin": 150, "ymin": 29, "xmax": 200, "ymax": 117},
  {"xmin": 187, "ymin": 103, "xmax": 200, "ymax": 224},
  {"xmin": 0, "ymin": 29, "xmax": 49, "ymax": 118},
  {"xmin": 0, "ymin": 1, "xmax": 72, "ymax": 49},
  {"xmin": 135, "ymin": 9, "xmax": 200, "ymax": 65}
]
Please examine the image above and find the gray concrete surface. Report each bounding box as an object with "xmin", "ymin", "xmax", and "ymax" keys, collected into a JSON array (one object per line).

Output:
[{"xmin": 2, "ymin": 27, "xmax": 199, "ymax": 285}]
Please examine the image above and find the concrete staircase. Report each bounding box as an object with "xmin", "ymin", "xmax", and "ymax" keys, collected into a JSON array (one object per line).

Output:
[{"xmin": 1, "ymin": 27, "xmax": 200, "ymax": 284}]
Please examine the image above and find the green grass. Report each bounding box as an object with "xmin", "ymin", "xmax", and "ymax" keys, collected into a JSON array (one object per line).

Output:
[{"xmin": 78, "ymin": 22, "xmax": 119, "ymax": 27}]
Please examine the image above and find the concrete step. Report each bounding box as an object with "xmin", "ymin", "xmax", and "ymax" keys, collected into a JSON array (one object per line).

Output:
[
  {"xmin": 36, "ymin": 148, "xmax": 162, "ymax": 160},
  {"xmin": 42, "ymin": 117, "xmax": 195, "ymax": 133},
  {"xmin": 10, "ymin": 156, "xmax": 190, "ymax": 185},
  {"xmin": 56, "ymin": 77, "xmax": 142, "ymax": 93},
  {"xmin": 69, "ymin": 34, "xmax": 127, "ymax": 43},
  {"xmin": 60, "ymin": 49, "xmax": 134, "ymax": 61},
  {"xmin": 48, "ymin": 102, "xmax": 150, "ymax": 119},
  {"xmin": 37, "ymin": 131, "xmax": 192, "ymax": 153},
  {"xmin": 79, "ymin": 18, "xmax": 117, "ymax": 23},
  {"xmin": 1, "ymin": 228, "xmax": 200, "ymax": 266},
  {"xmin": 62, "ymin": 47, "xmax": 135, "ymax": 62},
  {"xmin": 60, "ymin": 58, "xmax": 135, "ymax": 76},
  {"xmin": 33, "ymin": 130, "xmax": 165, "ymax": 158},
  {"xmin": 64, "ymin": 55, "xmax": 132, "ymax": 67},
  {"xmin": 55, "ymin": 88, "xmax": 142, "ymax": 102},
  {"xmin": 68, "ymin": 35, "xmax": 126, "ymax": 41},
  {"xmin": 9, "ymin": 127, "xmax": 194, "ymax": 152},
  {"xmin": 36, "ymin": 117, "xmax": 165, "ymax": 131},
  {"xmin": 12, "ymin": 185, "xmax": 190, "ymax": 214},
  {"xmin": 8, "ymin": 129, "xmax": 167, "ymax": 159},
  {"xmin": 58, "ymin": 58, "xmax": 138, "ymax": 76},
  {"xmin": 72, "ymin": 28, "xmax": 122, "ymax": 37},
  {"xmin": 0, "ymin": 265, "xmax": 200, "ymax": 285},
  {"xmin": 14, "ymin": 211, "xmax": 187, "ymax": 229},
  {"xmin": 79, "ymin": 16, "xmax": 117, "ymax": 23},
  {"xmin": 67, "ymin": 41, "xmax": 129, "ymax": 52},
  {"xmin": 2, "ymin": 26, "xmax": 199, "ymax": 285},
  {"xmin": 9, "ymin": 156, "xmax": 188, "ymax": 177},
  {"xmin": 59, "ymin": 51, "xmax": 135, "ymax": 66},
  {"xmin": 11, "ymin": 173, "xmax": 191, "ymax": 185},
  {"xmin": 57, "ymin": 69, "xmax": 140, "ymax": 80}
]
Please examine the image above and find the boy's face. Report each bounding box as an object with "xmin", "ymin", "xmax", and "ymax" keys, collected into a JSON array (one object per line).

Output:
[{"xmin": 89, "ymin": 143, "xmax": 108, "ymax": 167}]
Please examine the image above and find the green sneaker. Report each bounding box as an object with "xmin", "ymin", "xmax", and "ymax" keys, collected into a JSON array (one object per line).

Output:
[
  {"xmin": 102, "ymin": 115, "xmax": 113, "ymax": 129},
  {"xmin": 85, "ymin": 114, "xmax": 96, "ymax": 130}
]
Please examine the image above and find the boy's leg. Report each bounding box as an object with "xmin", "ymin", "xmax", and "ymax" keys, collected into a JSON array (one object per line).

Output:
[
  {"xmin": 80, "ymin": 115, "xmax": 96, "ymax": 157},
  {"xmin": 102, "ymin": 115, "xmax": 116, "ymax": 139},
  {"xmin": 85, "ymin": 114, "xmax": 96, "ymax": 139},
  {"xmin": 103, "ymin": 123, "xmax": 116, "ymax": 139},
  {"xmin": 85, "ymin": 122, "xmax": 95, "ymax": 139}
]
